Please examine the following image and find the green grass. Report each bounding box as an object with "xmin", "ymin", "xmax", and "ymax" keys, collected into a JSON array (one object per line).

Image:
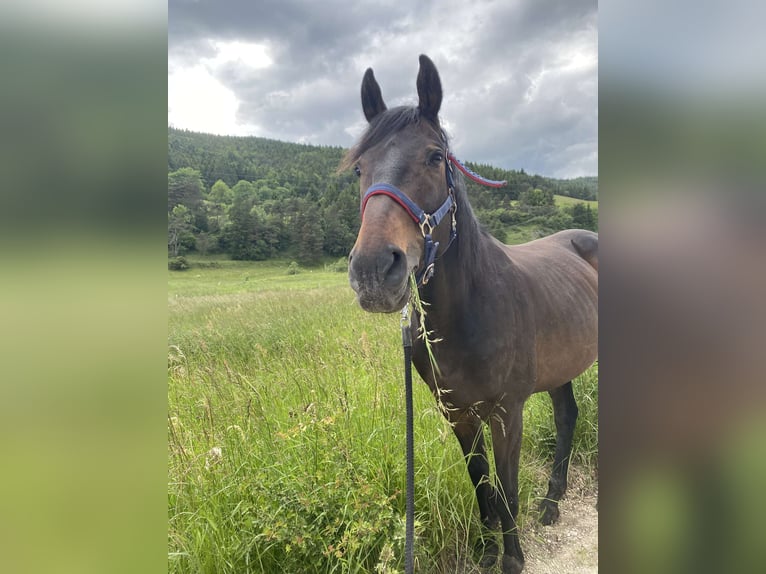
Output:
[
  {"xmin": 169, "ymin": 257, "xmax": 347, "ymax": 298},
  {"xmin": 553, "ymin": 194, "xmax": 599, "ymax": 209},
  {"xmin": 168, "ymin": 260, "xmax": 598, "ymax": 573},
  {"xmin": 505, "ymin": 195, "xmax": 598, "ymax": 211}
]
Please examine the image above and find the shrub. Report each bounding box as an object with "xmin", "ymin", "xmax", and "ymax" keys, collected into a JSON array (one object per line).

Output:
[
  {"xmin": 330, "ymin": 257, "xmax": 348, "ymax": 273},
  {"xmin": 168, "ymin": 256, "xmax": 189, "ymax": 271},
  {"xmin": 286, "ymin": 261, "xmax": 300, "ymax": 275}
]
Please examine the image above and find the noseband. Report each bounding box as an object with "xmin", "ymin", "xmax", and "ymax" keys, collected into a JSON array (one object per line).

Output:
[{"xmin": 360, "ymin": 152, "xmax": 506, "ymax": 286}]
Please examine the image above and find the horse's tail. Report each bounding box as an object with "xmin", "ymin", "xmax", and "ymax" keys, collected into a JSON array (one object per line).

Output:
[{"xmin": 571, "ymin": 232, "xmax": 598, "ymax": 272}]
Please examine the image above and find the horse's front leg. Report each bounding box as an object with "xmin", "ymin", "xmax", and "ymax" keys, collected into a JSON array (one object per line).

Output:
[
  {"xmin": 446, "ymin": 408, "xmax": 501, "ymax": 567},
  {"xmin": 490, "ymin": 402, "xmax": 525, "ymax": 574}
]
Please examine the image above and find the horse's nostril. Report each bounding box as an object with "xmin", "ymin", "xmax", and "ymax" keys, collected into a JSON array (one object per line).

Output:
[{"xmin": 381, "ymin": 246, "xmax": 407, "ymax": 286}]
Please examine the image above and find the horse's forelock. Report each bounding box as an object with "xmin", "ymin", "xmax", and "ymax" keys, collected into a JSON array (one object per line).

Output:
[{"xmin": 339, "ymin": 106, "xmax": 445, "ymax": 173}]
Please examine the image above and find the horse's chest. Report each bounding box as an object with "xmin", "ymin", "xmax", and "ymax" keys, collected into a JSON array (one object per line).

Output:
[{"xmin": 413, "ymin": 339, "xmax": 533, "ymax": 411}]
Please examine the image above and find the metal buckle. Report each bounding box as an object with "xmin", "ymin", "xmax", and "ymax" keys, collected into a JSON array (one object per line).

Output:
[
  {"xmin": 420, "ymin": 262, "xmax": 435, "ymax": 285},
  {"xmin": 400, "ymin": 303, "xmax": 412, "ymax": 347},
  {"xmin": 450, "ymin": 191, "xmax": 457, "ymax": 231},
  {"xmin": 419, "ymin": 216, "xmax": 434, "ymax": 237},
  {"xmin": 400, "ymin": 302, "xmax": 411, "ymax": 327}
]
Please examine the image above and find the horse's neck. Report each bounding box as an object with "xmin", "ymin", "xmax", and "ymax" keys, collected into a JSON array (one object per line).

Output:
[{"xmin": 419, "ymin": 208, "xmax": 505, "ymax": 329}]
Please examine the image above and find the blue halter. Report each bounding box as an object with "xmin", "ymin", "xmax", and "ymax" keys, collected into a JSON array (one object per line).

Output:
[
  {"xmin": 360, "ymin": 152, "xmax": 505, "ymax": 286},
  {"xmin": 361, "ymin": 159, "xmax": 457, "ymax": 286}
]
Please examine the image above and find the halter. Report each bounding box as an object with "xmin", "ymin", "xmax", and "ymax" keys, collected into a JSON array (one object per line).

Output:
[
  {"xmin": 361, "ymin": 159, "xmax": 455, "ymax": 286},
  {"xmin": 360, "ymin": 152, "xmax": 506, "ymax": 286}
]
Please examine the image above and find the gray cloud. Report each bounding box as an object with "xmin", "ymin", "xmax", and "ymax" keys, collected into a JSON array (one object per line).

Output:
[{"xmin": 169, "ymin": 0, "xmax": 597, "ymax": 177}]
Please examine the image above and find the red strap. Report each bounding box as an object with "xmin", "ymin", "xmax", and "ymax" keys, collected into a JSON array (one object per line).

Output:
[{"xmin": 361, "ymin": 188, "xmax": 423, "ymax": 224}]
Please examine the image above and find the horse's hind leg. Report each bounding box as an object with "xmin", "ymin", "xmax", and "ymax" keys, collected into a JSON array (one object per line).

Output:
[
  {"xmin": 539, "ymin": 381, "xmax": 579, "ymax": 525},
  {"xmin": 447, "ymin": 410, "xmax": 500, "ymax": 567}
]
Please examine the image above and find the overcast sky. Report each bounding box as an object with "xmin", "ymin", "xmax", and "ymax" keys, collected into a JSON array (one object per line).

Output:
[{"xmin": 168, "ymin": 0, "xmax": 597, "ymax": 178}]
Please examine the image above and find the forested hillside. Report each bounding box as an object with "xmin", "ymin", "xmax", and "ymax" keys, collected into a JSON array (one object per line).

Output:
[{"xmin": 168, "ymin": 127, "xmax": 597, "ymax": 265}]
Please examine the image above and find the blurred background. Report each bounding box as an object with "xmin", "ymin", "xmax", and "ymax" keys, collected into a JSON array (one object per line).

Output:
[
  {"xmin": 600, "ymin": 1, "xmax": 766, "ymax": 573},
  {"xmin": 0, "ymin": 1, "xmax": 763, "ymax": 573},
  {"xmin": 0, "ymin": 2, "xmax": 167, "ymax": 574}
]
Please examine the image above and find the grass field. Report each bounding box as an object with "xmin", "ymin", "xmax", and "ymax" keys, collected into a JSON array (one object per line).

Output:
[
  {"xmin": 553, "ymin": 194, "xmax": 599, "ymax": 209},
  {"xmin": 168, "ymin": 259, "xmax": 598, "ymax": 573}
]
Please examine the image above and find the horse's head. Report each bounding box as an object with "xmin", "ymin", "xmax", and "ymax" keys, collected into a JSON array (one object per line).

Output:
[{"xmin": 344, "ymin": 55, "xmax": 455, "ymax": 313}]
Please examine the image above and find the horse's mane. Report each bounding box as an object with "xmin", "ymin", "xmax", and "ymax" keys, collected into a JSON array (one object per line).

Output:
[{"xmin": 449, "ymin": 170, "xmax": 498, "ymax": 286}]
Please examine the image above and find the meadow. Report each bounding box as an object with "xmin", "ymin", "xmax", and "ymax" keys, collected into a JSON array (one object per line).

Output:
[
  {"xmin": 553, "ymin": 195, "xmax": 598, "ymax": 209},
  {"xmin": 168, "ymin": 259, "xmax": 598, "ymax": 573}
]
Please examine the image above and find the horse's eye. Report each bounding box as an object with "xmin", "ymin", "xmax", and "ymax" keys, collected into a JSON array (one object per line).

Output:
[
  {"xmin": 429, "ymin": 151, "xmax": 444, "ymax": 166},
  {"xmin": 354, "ymin": 165, "xmax": 361, "ymax": 177}
]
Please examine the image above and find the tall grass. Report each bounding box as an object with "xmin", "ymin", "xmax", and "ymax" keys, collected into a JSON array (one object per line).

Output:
[{"xmin": 168, "ymin": 260, "xmax": 597, "ymax": 573}]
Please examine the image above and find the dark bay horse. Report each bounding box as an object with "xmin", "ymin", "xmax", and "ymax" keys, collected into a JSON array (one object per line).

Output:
[{"xmin": 342, "ymin": 55, "xmax": 598, "ymax": 574}]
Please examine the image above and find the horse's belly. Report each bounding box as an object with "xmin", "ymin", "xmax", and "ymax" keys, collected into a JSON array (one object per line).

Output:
[
  {"xmin": 533, "ymin": 311, "xmax": 598, "ymax": 392},
  {"xmin": 534, "ymin": 347, "xmax": 597, "ymax": 392}
]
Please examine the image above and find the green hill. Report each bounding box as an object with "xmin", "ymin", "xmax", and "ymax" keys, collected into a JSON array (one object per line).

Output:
[{"xmin": 167, "ymin": 127, "xmax": 597, "ymax": 260}]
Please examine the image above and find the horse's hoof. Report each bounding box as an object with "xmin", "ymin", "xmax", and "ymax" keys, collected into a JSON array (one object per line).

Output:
[
  {"xmin": 501, "ymin": 554, "xmax": 524, "ymax": 574},
  {"xmin": 539, "ymin": 500, "xmax": 560, "ymax": 525}
]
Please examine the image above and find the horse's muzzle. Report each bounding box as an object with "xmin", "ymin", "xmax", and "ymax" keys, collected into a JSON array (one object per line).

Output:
[{"xmin": 348, "ymin": 244, "xmax": 411, "ymax": 313}]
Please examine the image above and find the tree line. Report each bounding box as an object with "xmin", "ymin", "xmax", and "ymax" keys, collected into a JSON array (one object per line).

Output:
[{"xmin": 168, "ymin": 127, "xmax": 597, "ymax": 265}]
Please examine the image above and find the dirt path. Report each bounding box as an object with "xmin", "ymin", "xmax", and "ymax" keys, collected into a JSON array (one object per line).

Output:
[
  {"xmin": 521, "ymin": 485, "xmax": 598, "ymax": 574},
  {"xmin": 454, "ymin": 469, "xmax": 598, "ymax": 574}
]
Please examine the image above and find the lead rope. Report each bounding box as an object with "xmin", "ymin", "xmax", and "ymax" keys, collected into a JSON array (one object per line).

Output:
[
  {"xmin": 447, "ymin": 152, "xmax": 507, "ymax": 188},
  {"xmin": 400, "ymin": 303, "xmax": 415, "ymax": 574}
]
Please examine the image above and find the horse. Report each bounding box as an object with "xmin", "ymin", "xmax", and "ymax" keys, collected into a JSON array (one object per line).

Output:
[{"xmin": 342, "ymin": 55, "xmax": 598, "ymax": 574}]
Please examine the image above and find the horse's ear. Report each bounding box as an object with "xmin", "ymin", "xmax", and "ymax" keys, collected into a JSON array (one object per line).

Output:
[
  {"xmin": 361, "ymin": 68, "xmax": 387, "ymax": 122},
  {"xmin": 417, "ymin": 54, "xmax": 442, "ymax": 121}
]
